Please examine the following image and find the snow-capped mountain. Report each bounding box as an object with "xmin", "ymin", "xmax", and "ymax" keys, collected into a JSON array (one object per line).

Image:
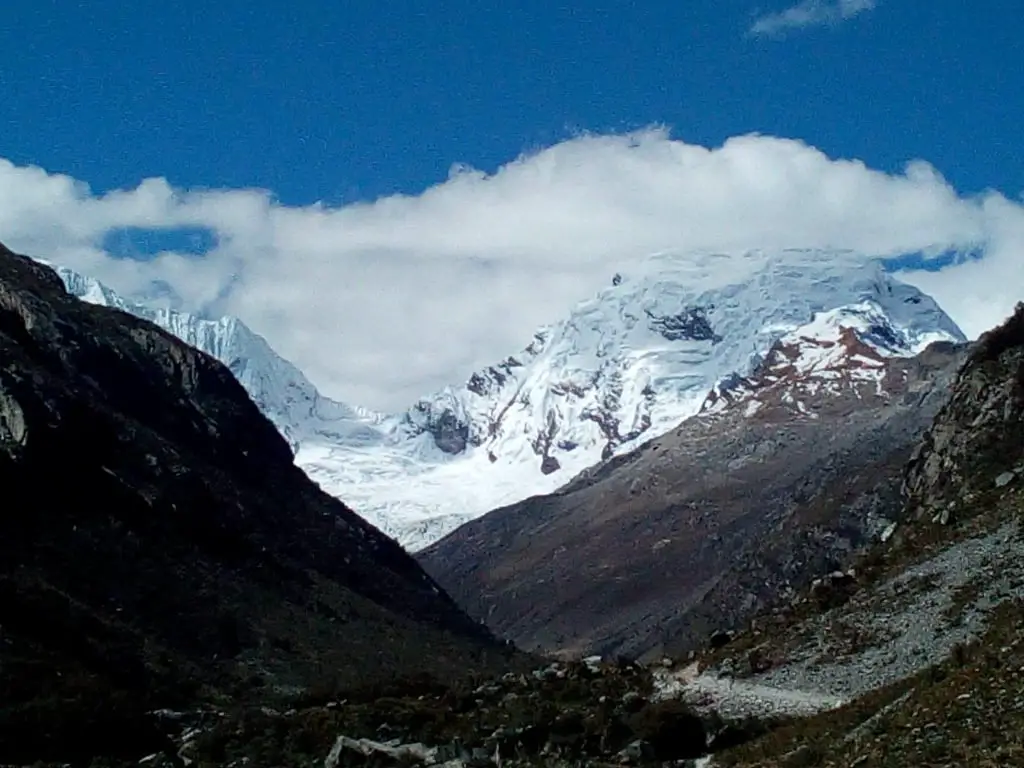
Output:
[
  {"xmin": 53, "ymin": 264, "xmax": 389, "ymax": 453},
  {"xmin": 52, "ymin": 250, "xmax": 965, "ymax": 550},
  {"xmin": 401, "ymin": 252, "xmax": 961, "ymax": 469}
]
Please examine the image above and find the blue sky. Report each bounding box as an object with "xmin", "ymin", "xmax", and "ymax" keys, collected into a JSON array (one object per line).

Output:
[
  {"xmin": 3, "ymin": 0, "xmax": 1021, "ymax": 205},
  {"xmin": 1, "ymin": 1, "xmax": 1023, "ymax": 408}
]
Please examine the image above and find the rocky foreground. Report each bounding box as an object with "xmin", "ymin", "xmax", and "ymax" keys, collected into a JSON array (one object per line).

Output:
[{"xmin": 103, "ymin": 657, "xmax": 779, "ymax": 768}]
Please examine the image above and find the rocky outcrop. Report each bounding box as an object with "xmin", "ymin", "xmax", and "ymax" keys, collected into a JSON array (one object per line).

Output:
[
  {"xmin": 467, "ymin": 357, "xmax": 524, "ymax": 397},
  {"xmin": 0, "ymin": 243, "xmax": 513, "ymax": 765},
  {"xmin": 403, "ymin": 397, "xmax": 476, "ymax": 454},
  {"xmin": 645, "ymin": 304, "xmax": 722, "ymax": 343},
  {"xmin": 903, "ymin": 303, "xmax": 1024, "ymax": 524},
  {"xmin": 419, "ymin": 339, "xmax": 967, "ymax": 660}
]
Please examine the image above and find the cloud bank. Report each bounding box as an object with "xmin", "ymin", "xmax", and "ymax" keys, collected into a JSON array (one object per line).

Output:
[
  {"xmin": 0, "ymin": 128, "xmax": 1021, "ymax": 410},
  {"xmin": 749, "ymin": 0, "xmax": 877, "ymax": 37}
]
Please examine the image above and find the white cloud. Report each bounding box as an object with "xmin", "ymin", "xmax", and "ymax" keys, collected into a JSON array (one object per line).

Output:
[
  {"xmin": 749, "ymin": 0, "xmax": 877, "ymax": 37},
  {"xmin": 0, "ymin": 128, "xmax": 1022, "ymax": 410},
  {"xmin": 898, "ymin": 193, "xmax": 1024, "ymax": 341}
]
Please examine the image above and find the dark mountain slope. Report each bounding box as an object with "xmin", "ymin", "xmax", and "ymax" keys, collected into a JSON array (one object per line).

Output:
[
  {"xmin": 0, "ymin": 244, "xmax": 514, "ymax": 764},
  {"xmin": 903, "ymin": 302, "xmax": 1024, "ymax": 525},
  {"xmin": 419, "ymin": 333, "xmax": 966, "ymax": 661}
]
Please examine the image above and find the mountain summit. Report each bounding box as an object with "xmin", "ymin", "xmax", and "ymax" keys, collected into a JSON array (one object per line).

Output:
[{"xmin": 58, "ymin": 250, "xmax": 964, "ymax": 549}]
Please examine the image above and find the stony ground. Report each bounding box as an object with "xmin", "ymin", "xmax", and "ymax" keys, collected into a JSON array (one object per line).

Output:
[
  {"xmin": 694, "ymin": 520, "xmax": 1024, "ymax": 703},
  {"xmin": 653, "ymin": 663, "xmax": 846, "ymax": 720},
  {"xmin": 701, "ymin": 597, "xmax": 1024, "ymax": 767},
  {"xmin": 666, "ymin": 470, "xmax": 1024, "ymax": 766},
  {"xmin": 13, "ymin": 658, "xmax": 773, "ymax": 768}
]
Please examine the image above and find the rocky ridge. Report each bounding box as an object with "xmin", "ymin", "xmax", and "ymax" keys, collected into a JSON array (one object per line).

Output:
[
  {"xmin": 903, "ymin": 301, "xmax": 1024, "ymax": 524},
  {"xmin": 53, "ymin": 263, "xmax": 389, "ymax": 454}
]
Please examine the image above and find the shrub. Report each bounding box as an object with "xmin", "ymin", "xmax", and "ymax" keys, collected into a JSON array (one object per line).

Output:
[{"xmin": 628, "ymin": 699, "xmax": 707, "ymax": 760}]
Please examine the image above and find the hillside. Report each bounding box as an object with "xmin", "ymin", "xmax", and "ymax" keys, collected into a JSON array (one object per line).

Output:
[
  {"xmin": 655, "ymin": 302, "xmax": 1024, "ymax": 766},
  {"xmin": 13, "ymin": 234, "xmax": 1018, "ymax": 766},
  {"xmin": 419, "ymin": 328, "xmax": 966, "ymax": 660},
  {"xmin": 70, "ymin": 305, "xmax": 1022, "ymax": 768},
  {"xmin": 0, "ymin": 243, "xmax": 517, "ymax": 766}
]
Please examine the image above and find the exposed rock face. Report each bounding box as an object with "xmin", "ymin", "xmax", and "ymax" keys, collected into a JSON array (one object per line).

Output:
[
  {"xmin": 405, "ymin": 399, "xmax": 474, "ymax": 454},
  {"xmin": 419, "ymin": 338, "xmax": 967, "ymax": 660},
  {"xmin": 904, "ymin": 303, "xmax": 1024, "ymax": 524},
  {"xmin": 0, "ymin": 244, "xmax": 512, "ymax": 764},
  {"xmin": 646, "ymin": 304, "xmax": 722, "ymax": 343}
]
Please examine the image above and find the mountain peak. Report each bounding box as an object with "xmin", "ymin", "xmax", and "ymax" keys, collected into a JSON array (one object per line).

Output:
[
  {"xmin": 409, "ymin": 250, "xmax": 963, "ymax": 458},
  {"xmin": 340, "ymin": 250, "xmax": 964, "ymax": 547},
  {"xmin": 699, "ymin": 297, "xmax": 964, "ymax": 419}
]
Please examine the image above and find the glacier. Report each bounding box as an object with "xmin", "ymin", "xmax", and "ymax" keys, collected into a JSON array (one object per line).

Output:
[
  {"xmin": 50, "ymin": 249, "xmax": 965, "ymax": 551},
  {"xmin": 54, "ymin": 264, "xmax": 390, "ymax": 453}
]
